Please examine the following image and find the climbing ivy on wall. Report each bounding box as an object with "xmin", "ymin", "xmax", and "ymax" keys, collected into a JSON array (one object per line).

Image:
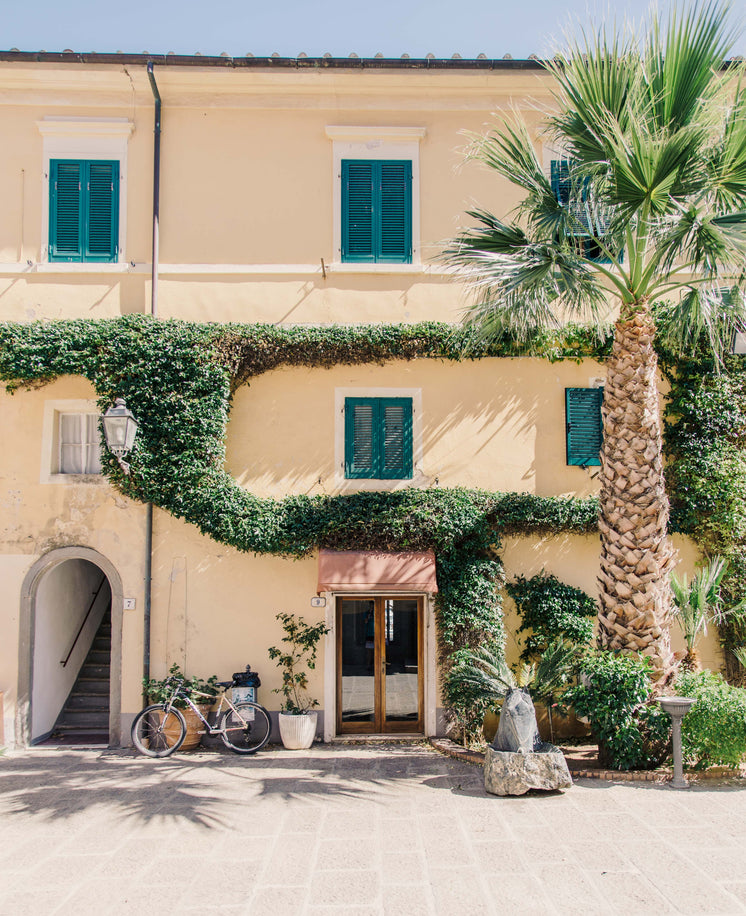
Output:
[
  {"xmin": 662, "ymin": 351, "xmax": 746, "ymax": 680},
  {"xmin": 3, "ymin": 314, "xmax": 746, "ymax": 709},
  {"xmin": 0, "ymin": 315, "xmax": 602, "ymax": 726}
]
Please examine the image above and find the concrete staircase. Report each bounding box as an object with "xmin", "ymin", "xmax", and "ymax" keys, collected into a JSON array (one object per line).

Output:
[{"xmin": 52, "ymin": 610, "xmax": 111, "ymax": 744}]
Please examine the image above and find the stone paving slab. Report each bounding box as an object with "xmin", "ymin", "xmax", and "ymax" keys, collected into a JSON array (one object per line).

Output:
[{"xmin": 0, "ymin": 743, "xmax": 745, "ymax": 914}]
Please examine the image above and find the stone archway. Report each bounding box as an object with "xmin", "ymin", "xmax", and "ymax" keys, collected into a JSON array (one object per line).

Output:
[{"xmin": 17, "ymin": 547, "xmax": 123, "ymax": 748}]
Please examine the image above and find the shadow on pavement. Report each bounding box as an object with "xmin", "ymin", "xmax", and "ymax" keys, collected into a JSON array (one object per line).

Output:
[{"xmin": 0, "ymin": 744, "xmax": 470, "ymax": 826}]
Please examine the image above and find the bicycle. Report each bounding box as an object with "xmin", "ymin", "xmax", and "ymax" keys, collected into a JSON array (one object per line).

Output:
[{"xmin": 131, "ymin": 675, "xmax": 272, "ymax": 758}]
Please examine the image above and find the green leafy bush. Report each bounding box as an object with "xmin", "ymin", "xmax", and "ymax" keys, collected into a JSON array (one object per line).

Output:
[
  {"xmin": 143, "ymin": 663, "xmax": 219, "ymax": 709},
  {"xmin": 566, "ymin": 652, "xmax": 670, "ymax": 770},
  {"xmin": 507, "ymin": 573, "xmax": 596, "ymax": 662},
  {"xmin": 676, "ymin": 669, "xmax": 746, "ymax": 769}
]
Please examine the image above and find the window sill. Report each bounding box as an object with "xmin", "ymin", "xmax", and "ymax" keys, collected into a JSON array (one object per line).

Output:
[
  {"xmin": 36, "ymin": 262, "xmax": 133, "ymax": 274},
  {"xmin": 331, "ymin": 263, "xmax": 426, "ymax": 275},
  {"xmin": 41, "ymin": 473, "xmax": 106, "ymax": 486}
]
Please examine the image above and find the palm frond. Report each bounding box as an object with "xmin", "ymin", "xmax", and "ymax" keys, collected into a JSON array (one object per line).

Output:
[
  {"xmin": 443, "ymin": 210, "xmax": 607, "ymax": 342},
  {"xmin": 656, "ymin": 285, "xmax": 746, "ymax": 363},
  {"xmin": 653, "ymin": 207, "xmax": 746, "ymax": 279},
  {"xmin": 642, "ymin": 1, "xmax": 736, "ymax": 132},
  {"xmin": 454, "ymin": 644, "xmax": 516, "ymax": 706},
  {"xmin": 545, "ymin": 26, "xmax": 641, "ymax": 165},
  {"xmin": 707, "ymin": 68, "xmax": 746, "ymax": 209},
  {"xmin": 671, "ymin": 555, "xmax": 741, "ymax": 648},
  {"xmin": 530, "ymin": 638, "xmax": 582, "ymax": 702}
]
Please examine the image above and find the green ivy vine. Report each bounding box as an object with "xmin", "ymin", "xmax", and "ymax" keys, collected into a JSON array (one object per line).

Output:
[
  {"xmin": 0, "ymin": 315, "xmax": 603, "ymax": 725},
  {"xmin": 662, "ymin": 351, "xmax": 746, "ymax": 679},
  {"xmin": 4, "ymin": 315, "xmax": 744, "ymax": 716}
]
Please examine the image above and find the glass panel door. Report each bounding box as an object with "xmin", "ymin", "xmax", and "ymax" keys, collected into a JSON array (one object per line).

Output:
[
  {"xmin": 383, "ymin": 599, "xmax": 421, "ymax": 728},
  {"xmin": 337, "ymin": 597, "xmax": 422, "ymax": 734},
  {"xmin": 338, "ymin": 599, "xmax": 376, "ymax": 730}
]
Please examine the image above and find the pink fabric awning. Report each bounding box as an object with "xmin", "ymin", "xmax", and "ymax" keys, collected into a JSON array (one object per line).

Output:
[{"xmin": 317, "ymin": 549, "xmax": 438, "ymax": 594}]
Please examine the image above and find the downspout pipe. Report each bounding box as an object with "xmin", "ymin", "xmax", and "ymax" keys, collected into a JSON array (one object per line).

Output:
[
  {"xmin": 147, "ymin": 61, "xmax": 161, "ymax": 319},
  {"xmin": 142, "ymin": 62, "xmax": 161, "ymax": 695}
]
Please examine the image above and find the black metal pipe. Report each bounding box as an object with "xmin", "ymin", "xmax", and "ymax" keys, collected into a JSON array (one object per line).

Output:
[
  {"xmin": 143, "ymin": 501, "xmax": 153, "ymax": 696},
  {"xmin": 143, "ymin": 63, "xmax": 161, "ymax": 698},
  {"xmin": 146, "ymin": 61, "xmax": 161, "ymax": 319}
]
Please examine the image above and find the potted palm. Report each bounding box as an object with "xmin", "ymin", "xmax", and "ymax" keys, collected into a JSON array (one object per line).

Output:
[
  {"xmin": 142, "ymin": 664, "xmax": 219, "ymax": 750},
  {"xmin": 268, "ymin": 612, "xmax": 329, "ymax": 749}
]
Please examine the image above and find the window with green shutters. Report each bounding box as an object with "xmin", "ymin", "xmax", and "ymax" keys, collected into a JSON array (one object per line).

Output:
[
  {"xmin": 49, "ymin": 159, "xmax": 119, "ymax": 262},
  {"xmin": 565, "ymin": 387, "xmax": 603, "ymax": 467},
  {"xmin": 341, "ymin": 160, "xmax": 412, "ymax": 263},
  {"xmin": 550, "ymin": 159, "xmax": 616, "ymax": 264},
  {"xmin": 345, "ymin": 397, "xmax": 413, "ymax": 479}
]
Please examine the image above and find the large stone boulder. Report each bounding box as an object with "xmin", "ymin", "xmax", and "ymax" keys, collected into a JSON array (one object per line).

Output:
[
  {"xmin": 492, "ymin": 688, "xmax": 541, "ymax": 753},
  {"xmin": 484, "ymin": 745, "xmax": 573, "ymax": 796}
]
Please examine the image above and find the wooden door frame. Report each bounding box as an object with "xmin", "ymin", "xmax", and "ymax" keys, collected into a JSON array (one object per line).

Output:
[{"xmin": 336, "ymin": 595, "xmax": 424, "ymax": 736}]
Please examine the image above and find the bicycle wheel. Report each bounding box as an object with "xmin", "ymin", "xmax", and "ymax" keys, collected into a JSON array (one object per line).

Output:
[
  {"xmin": 219, "ymin": 702, "xmax": 271, "ymax": 755},
  {"xmin": 131, "ymin": 704, "xmax": 187, "ymax": 758}
]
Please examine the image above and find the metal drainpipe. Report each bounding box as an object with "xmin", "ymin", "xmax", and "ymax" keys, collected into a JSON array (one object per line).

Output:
[
  {"xmin": 142, "ymin": 62, "xmax": 161, "ymax": 693},
  {"xmin": 147, "ymin": 61, "xmax": 161, "ymax": 319}
]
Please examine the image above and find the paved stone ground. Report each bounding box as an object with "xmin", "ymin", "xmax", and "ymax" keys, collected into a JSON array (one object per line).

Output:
[{"xmin": 1, "ymin": 742, "xmax": 746, "ymax": 915}]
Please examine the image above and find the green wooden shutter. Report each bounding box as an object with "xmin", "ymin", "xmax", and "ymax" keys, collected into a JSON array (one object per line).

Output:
[
  {"xmin": 380, "ymin": 398, "xmax": 413, "ymax": 478},
  {"xmin": 342, "ymin": 161, "xmax": 375, "ymax": 262},
  {"xmin": 342, "ymin": 160, "xmax": 412, "ymax": 263},
  {"xmin": 49, "ymin": 160, "xmax": 83, "ymax": 261},
  {"xmin": 345, "ymin": 399, "xmax": 376, "ymax": 477},
  {"xmin": 378, "ymin": 162, "xmax": 412, "ymax": 263},
  {"xmin": 550, "ymin": 159, "xmax": 571, "ymax": 206},
  {"xmin": 565, "ymin": 387, "xmax": 603, "ymax": 466},
  {"xmin": 49, "ymin": 159, "xmax": 118, "ymax": 263},
  {"xmin": 85, "ymin": 161, "xmax": 119, "ymax": 262},
  {"xmin": 345, "ymin": 397, "xmax": 413, "ymax": 479}
]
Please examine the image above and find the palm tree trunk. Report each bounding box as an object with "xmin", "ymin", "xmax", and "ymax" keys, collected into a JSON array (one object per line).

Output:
[{"xmin": 597, "ymin": 302, "xmax": 676, "ymax": 680}]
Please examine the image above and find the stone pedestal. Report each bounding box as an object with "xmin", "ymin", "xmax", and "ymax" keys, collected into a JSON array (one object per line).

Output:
[{"xmin": 484, "ymin": 745, "xmax": 572, "ymax": 796}]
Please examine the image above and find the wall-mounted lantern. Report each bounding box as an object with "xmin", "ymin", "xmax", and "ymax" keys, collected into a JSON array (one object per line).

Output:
[{"xmin": 102, "ymin": 397, "xmax": 139, "ymax": 475}]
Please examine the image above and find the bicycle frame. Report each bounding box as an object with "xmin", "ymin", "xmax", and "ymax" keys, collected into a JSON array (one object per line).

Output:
[{"xmin": 163, "ymin": 683, "xmax": 254, "ymax": 734}]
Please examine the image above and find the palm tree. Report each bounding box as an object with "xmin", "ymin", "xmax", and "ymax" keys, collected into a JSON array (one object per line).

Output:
[
  {"xmin": 444, "ymin": 3, "xmax": 746, "ymax": 679},
  {"xmin": 671, "ymin": 555, "xmax": 746, "ymax": 669}
]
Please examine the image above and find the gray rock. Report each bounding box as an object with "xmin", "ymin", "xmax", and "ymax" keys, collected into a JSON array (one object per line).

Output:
[
  {"xmin": 492, "ymin": 688, "xmax": 541, "ymax": 753},
  {"xmin": 484, "ymin": 745, "xmax": 573, "ymax": 796}
]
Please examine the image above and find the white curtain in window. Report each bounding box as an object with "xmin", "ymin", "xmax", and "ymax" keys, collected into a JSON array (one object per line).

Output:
[{"xmin": 59, "ymin": 413, "xmax": 101, "ymax": 474}]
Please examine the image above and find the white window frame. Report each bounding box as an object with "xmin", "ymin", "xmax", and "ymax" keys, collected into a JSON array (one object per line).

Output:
[
  {"xmin": 325, "ymin": 126, "xmax": 426, "ymax": 272},
  {"xmin": 37, "ymin": 118, "xmax": 133, "ymax": 267},
  {"xmin": 334, "ymin": 386, "xmax": 424, "ymax": 491},
  {"xmin": 40, "ymin": 399, "xmax": 105, "ymax": 484}
]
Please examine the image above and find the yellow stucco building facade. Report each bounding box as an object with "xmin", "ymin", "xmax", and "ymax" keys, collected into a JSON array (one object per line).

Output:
[{"xmin": 0, "ymin": 52, "xmax": 713, "ymax": 748}]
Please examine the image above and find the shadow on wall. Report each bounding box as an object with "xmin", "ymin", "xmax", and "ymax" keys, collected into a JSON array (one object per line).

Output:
[{"xmin": 225, "ymin": 358, "xmax": 601, "ymax": 498}]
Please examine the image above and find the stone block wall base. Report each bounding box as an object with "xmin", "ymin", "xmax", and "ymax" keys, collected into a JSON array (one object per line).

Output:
[{"xmin": 484, "ymin": 746, "xmax": 573, "ymax": 796}]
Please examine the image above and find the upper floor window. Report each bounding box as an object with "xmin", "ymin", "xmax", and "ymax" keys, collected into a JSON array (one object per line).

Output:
[
  {"xmin": 565, "ymin": 387, "xmax": 603, "ymax": 467},
  {"xmin": 345, "ymin": 397, "xmax": 413, "ymax": 479},
  {"xmin": 49, "ymin": 160, "xmax": 119, "ymax": 263},
  {"xmin": 326, "ymin": 126, "xmax": 425, "ymax": 270},
  {"xmin": 550, "ymin": 159, "xmax": 614, "ymax": 264},
  {"xmin": 341, "ymin": 160, "xmax": 412, "ymax": 264},
  {"xmin": 37, "ymin": 118, "xmax": 133, "ymax": 265}
]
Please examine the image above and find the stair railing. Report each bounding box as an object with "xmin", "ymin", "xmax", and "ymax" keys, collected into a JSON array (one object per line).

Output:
[{"xmin": 60, "ymin": 575, "xmax": 109, "ymax": 668}]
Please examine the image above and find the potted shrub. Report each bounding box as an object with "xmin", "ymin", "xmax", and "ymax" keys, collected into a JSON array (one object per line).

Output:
[
  {"xmin": 268, "ymin": 612, "xmax": 329, "ymax": 749},
  {"xmin": 142, "ymin": 664, "xmax": 219, "ymax": 750}
]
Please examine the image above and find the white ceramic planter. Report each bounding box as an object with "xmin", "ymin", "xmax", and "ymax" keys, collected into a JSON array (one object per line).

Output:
[{"xmin": 278, "ymin": 711, "xmax": 318, "ymax": 749}]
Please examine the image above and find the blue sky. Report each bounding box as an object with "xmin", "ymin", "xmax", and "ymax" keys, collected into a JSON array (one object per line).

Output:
[{"xmin": 6, "ymin": 0, "xmax": 746, "ymax": 58}]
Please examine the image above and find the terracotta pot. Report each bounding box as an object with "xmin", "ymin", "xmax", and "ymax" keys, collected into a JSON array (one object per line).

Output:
[
  {"xmin": 278, "ymin": 711, "xmax": 317, "ymax": 749},
  {"xmin": 161, "ymin": 705, "xmax": 210, "ymax": 750}
]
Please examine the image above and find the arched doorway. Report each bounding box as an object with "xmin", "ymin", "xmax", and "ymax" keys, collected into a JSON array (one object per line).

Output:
[{"xmin": 18, "ymin": 547, "xmax": 123, "ymax": 748}]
